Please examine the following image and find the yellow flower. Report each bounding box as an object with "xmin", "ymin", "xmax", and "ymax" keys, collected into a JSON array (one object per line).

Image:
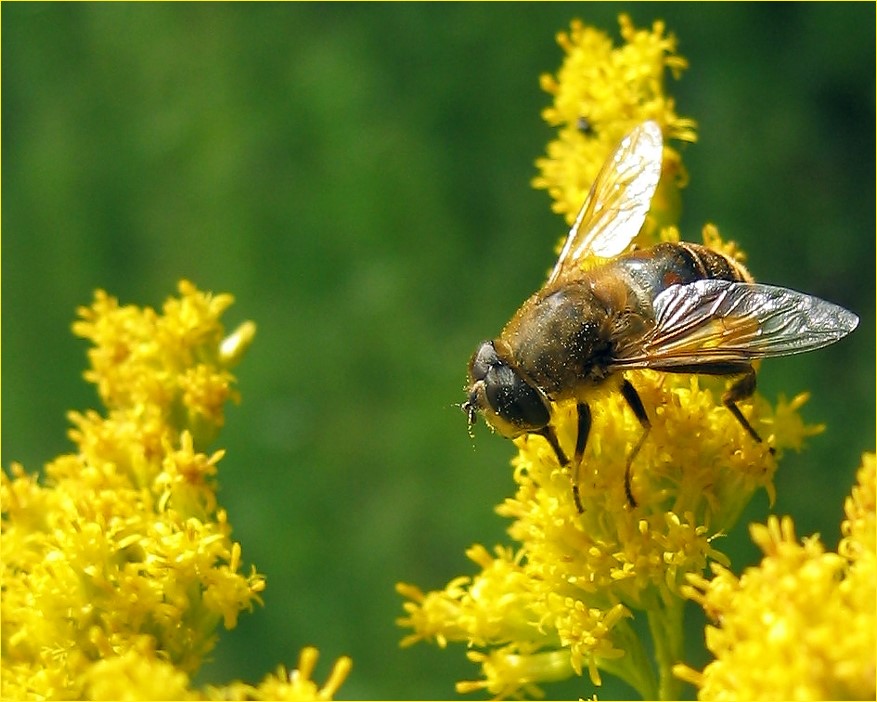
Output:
[
  {"xmin": 81, "ymin": 642, "xmax": 352, "ymax": 702},
  {"xmin": 398, "ymin": 344, "xmax": 818, "ymax": 697},
  {"xmin": 205, "ymin": 647, "xmax": 353, "ymax": 701},
  {"xmin": 533, "ymin": 15, "xmax": 697, "ymax": 238},
  {"xmin": 398, "ymin": 15, "xmax": 830, "ymax": 700},
  {"xmin": 81, "ymin": 637, "xmax": 196, "ymax": 701},
  {"xmin": 71, "ymin": 279, "xmax": 244, "ymax": 448},
  {"xmin": 840, "ymin": 452, "xmax": 875, "ymax": 562},
  {"xmin": 457, "ymin": 649, "xmax": 581, "ymax": 700},
  {"xmin": 675, "ymin": 454, "xmax": 876, "ymax": 700},
  {"xmin": 1, "ymin": 281, "xmax": 349, "ymax": 701}
]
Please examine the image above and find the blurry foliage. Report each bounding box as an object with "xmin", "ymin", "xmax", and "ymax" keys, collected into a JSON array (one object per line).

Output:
[{"xmin": 3, "ymin": 3, "xmax": 873, "ymax": 699}]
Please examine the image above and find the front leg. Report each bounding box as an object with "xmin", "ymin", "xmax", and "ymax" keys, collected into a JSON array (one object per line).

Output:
[
  {"xmin": 535, "ymin": 424, "xmax": 568, "ymax": 468},
  {"xmin": 536, "ymin": 403, "xmax": 591, "ymax": 514}
]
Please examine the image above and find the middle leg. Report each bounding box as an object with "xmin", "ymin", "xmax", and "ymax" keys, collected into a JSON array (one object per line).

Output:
[{"xmin": 620, "ymin": 378, "xmax": 652, "ymax": 507}]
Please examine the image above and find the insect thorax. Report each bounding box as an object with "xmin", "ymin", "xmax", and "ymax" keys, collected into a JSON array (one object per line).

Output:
[{"xmin": 499, "ymin": 283, "xmax": 614, "ymax": 397}]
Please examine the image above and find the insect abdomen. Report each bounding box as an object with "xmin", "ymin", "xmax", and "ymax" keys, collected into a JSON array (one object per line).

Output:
[{"xmin": 611, "ymin": 242, "xmax": 751, "ymax": 307}]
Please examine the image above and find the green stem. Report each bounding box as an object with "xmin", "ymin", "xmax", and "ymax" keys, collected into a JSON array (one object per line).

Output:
[
  {"xmin": 647, "ymin": 598, "xmax": 685, "ymax": 701},
  {"xmin": 598, "ymin": 619, "xmax": 659, "ymax": 700}
]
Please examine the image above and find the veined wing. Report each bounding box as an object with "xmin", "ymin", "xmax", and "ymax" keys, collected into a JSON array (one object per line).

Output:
[
  {"xmin": 611, "ymin": 279, "xmax": 859, "ymax": 368},
  {"xmin": 547, "ymin": 121, "xmax": 664, "ymax": 286}
]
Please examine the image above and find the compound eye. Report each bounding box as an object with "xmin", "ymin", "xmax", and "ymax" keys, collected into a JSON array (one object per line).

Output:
[{"xmin": 483, "ymin": 363, "xmax": 550, "ymax": 432}]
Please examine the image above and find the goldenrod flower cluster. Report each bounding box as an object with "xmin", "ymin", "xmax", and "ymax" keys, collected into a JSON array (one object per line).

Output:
[
  {"xmin": 397, "ymin": 16, "xmax": 846, "ymax": 700},
  {"xmin": 532, "ymin": 14, "xmax": 697, "ymax": 237},
  {"xmin": 397, "ymin": 360, "xmax": 819, "ymax": 698},
  {"xmin": 676, "ymin": 453, "xmax": 875, "ymax": 700},
  {"xmin": 1, "ymin": 281, "xmax": 350, "ymax": 700}
]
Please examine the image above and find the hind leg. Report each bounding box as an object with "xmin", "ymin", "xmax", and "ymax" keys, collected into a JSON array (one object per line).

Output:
[{"xmin": 722, "ymin": 366, "xmax": 774, "ymax": 453}]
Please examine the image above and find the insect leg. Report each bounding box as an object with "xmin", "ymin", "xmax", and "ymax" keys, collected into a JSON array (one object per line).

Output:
[
  {"xmin": 620, "ymin": 378, "xmax": 652, "ymax": 507},
  {"xmin": 536, "ymin": 425, "xmax": 568, "ymax": 467},
  {"xmin": 722, "ymin": 366, "xmax": 775, "ymax": 452},
  {"xmin": 571, "ymin": 402, "xmax": 592, "ymax": 513}
]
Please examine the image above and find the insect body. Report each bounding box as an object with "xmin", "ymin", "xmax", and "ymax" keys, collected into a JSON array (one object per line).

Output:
[{"xmin": 464, "ymin": 121, "xmax": 859, "ymax": 511}]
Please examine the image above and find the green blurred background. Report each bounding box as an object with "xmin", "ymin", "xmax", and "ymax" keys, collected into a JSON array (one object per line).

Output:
[{"xmin": 3, "ymin": 3, "xmax": 874, "ymax": 699}]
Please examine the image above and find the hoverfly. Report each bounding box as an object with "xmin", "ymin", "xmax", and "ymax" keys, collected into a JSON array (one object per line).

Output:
[{"xmin": 463, "ymin": 120, "xmax": 859, "ymax": 511}]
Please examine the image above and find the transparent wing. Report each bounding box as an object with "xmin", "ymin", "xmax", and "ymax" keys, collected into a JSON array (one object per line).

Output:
[
  {"xmin": 547, "ymin": 120, "xmax": 664, "ymax": 286},
  {"xmin": 611, "ymin": 279, "xmax": 859, "ymax": 368}
]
